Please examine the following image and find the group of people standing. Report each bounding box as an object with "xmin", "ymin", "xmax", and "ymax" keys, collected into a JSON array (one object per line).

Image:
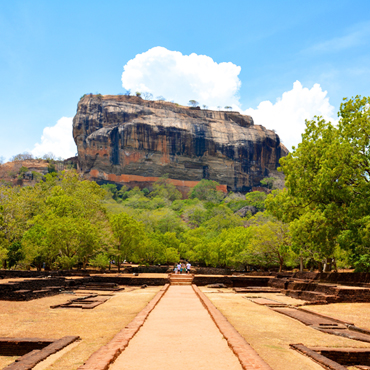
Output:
[{"xmin": 174, "ymin": 262, "xmax": 191, "ymax": 274}]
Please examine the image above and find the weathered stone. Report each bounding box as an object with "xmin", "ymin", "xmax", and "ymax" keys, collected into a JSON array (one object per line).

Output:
[
  {"xmin": 73, "ymin": 95, "xmax": 288, "ymax": 194},
  {"xmin": 235, "ymin": 205, "xmax": 258, "ymax": 217},
  {"xmin": 207, "ymin": 283, "xmax": 227, "ymax": 288}
]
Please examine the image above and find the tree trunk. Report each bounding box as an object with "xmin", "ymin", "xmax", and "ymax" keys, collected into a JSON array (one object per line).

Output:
[
  {"xmin": 323, "ymin": 258, "xmax": 332, "ymax": 272},
  {"xmin": 318, "ymin": 261, "xmax": 323, "ymax": 273},
  {"xmin": 300, "ymin": 257, "xmax": 304, "ymax": 272},
  {"xmin": 323, "ymin": 258, "xmax": 327, "ymax": 272},
  {"xmin": 279, "ymin": 260, "xmax": 283, "ymax": 272},
  {"xmin": 332, "ymin": 257, "xmax": 338, "ymax": 272},
  {"xmin": 117, "ymin": 256, "xmax": 121, "ymax": 273},
  {"xmin": 278, "ymin": 254, "xmax": 283, "ymax": 272}
]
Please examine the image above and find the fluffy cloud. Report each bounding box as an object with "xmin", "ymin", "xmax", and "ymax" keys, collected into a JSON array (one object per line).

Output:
[
  {"xmin": 31, "ymin": 117, "xmax": 77, "ymax": 159},
  {"xmin": 122, "ymin": 48, "xmax": 337, "ymax": 151},
  {"xmin": 243, "ymin": 81, "xmax": 337, "ymax": 151},
  {"xmin": 121, "ymin": 46, "xmax": 241, "ymax": 108}
]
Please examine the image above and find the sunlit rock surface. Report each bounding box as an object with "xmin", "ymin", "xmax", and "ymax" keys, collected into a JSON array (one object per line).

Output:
[{"xmin": 73, "ymin": 95, "xmax": 288, "ymax": 193}]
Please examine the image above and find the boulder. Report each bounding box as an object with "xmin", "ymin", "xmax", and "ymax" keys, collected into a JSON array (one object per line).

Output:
[
  {"xmin": 235, "ymin": 205, "xmax": 258, "ymax": 217},
  {"xmin": 73, "ymin": 95, "xmax": 288, "ymax": 194}
]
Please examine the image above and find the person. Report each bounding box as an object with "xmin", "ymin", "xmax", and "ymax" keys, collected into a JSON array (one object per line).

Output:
[
  {"xmin": 177, "ymin": 262, "xmax": 181, "ymax": 274},
  {"xmin": 174, "ymin": 264, "xmax": 177, "ymax": 274},
  {"xmin": 186, "ymin": 262, "xmax": 191, "ymax": 274}
]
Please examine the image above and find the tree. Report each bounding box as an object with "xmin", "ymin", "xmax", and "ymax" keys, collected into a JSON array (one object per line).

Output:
[
  {"xmin": 245, "ymin": 191, "xmax": 267, "ymax": 211},
  {"xmin": 47, "ymin": 162, "xmax": 57, "ymax": 173},
  {"xmin": 189, "ymin": 179, "xmax": 224, "ymax": 203},
  {"xmin": 0, "ymin": 156, "xmax": 5, "ymax": 165},
  {"xmin": 268, "ymin": 96, "xmax": 370, "ymax": 270},
  {"xmin": 110, "ymin": 213, "xmax": 145, "ymax": 272},
  {"xmin": 202, "ymin": 105, "xmax": 208, "ymax": 109},
  {"xmin": 135, "ymin": 91, "xmax": 142, "ymax": 97},
  {"xmin": 149, "ymin": 175, "xmax": 182, "ymax": 202},
  {"xmin": 156, "ymin": 96, "xmax": 166, "ymax": 101},
  {"xmin": 0, "ymin": 206, "xmax": 8, "ymax": 268},
  {"xmin": 260, "ymin": 177, "xmax": 275, "ymax": 189},
  {"xmin": 90, "ymin": 253, "xmax": 109, "ymax": 271},
  {"xmin": 224, "ymin": 106, "xmax": 232, "ymax": 110},
  {"xmin": 42, "ymin": 152, "xmax": 57, "ymax": 161},
  {"xmin": 10, "ymin": 152, "xmax": 34, "ymax": 161},
  {"xmin": 142, "ymin": 92, "xmax": 153, "ymax": 100},
  {"xmin": 188, "ymin": 100, "xmax": 199, "ymax": 107},
  {"xmin": 0, "ymin": 170, "xmax": 108, "ymax": 270},
  {"xmin": 101, "ymin": 184, "xmax": 118, "ymax": 199},
  {"xmin": 247, "ymin": 215, "xmax": 291, "ymax": 272}
]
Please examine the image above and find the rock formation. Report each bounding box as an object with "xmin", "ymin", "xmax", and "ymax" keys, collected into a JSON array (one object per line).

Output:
[
  {"xmin": 0, "ymin": 158, "xmax": 78, "ymax": 187},
  {"xmin": 73, "ymin": 95, "xmax": 288, "ymax": 194}
]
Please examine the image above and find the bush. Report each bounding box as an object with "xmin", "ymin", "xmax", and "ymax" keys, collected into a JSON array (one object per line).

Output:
[
  {"xmin": 90, "ymin": 254, "xmax": 109, "ymax": 271},
  {"xmin": 354, "ymin": 254, "xmax": 370, "ymax": 272}
]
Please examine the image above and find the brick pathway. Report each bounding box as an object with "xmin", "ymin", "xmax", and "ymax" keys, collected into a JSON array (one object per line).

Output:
[{"xmin": 110, "ymin": 285, "xmax": 244, "ymax": 370}]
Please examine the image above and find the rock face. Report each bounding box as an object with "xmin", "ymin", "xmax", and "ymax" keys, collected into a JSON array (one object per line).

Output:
[
  {"xmin": 235, "ymin": 206, "xmax": 258, "ymax": 218},
  {"xmin": 73, "ymin": 95, "xmax": 288, "ymax": 193}
]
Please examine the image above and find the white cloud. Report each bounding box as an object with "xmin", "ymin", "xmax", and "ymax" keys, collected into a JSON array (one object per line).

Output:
[
  {"xmin": 121, "ymin": 48, "xmax": 338, "ymax": 151},
  {"xmin": 243, "ymin": 81, "xmax": 337, "ymax": 151},
  {"xmin": 31, "ymin": 117, "xmax": 77, "ymax": 159},
  {"xmin": 121, "ymin": 46, "xmax": 241, "ymax": 108}
]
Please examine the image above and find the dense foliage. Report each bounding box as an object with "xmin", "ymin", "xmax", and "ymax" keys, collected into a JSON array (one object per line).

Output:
[
  {"xmin": 266, "ymin": 96, "xmax": 370, "ymax": 271},
  {"xmin": 2, "ymin": 96, "xmax": 367, "ymax": 272},
  {"xmin": 0, "ymin": 168, "xmax": 291, "ymax": 271}
]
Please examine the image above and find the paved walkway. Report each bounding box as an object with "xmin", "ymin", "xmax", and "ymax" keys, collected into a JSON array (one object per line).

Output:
[{"xmin": 109, "ymin": 285, "xmax": 243, "ymax": 370}]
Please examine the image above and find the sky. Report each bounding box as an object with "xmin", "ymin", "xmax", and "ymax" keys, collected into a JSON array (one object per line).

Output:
[{"xmin": 1, "ymin": 0, "xmax": 370, "ymax": 161}]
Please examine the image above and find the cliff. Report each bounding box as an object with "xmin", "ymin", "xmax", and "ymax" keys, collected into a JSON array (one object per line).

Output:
[{"xmin": 73, "ymin": 95, "xmax": 288, "ymax": 193}]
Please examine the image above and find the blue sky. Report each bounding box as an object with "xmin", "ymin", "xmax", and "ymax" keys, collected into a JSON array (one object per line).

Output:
[{"xmin": 1, "ymin": 0, "xmax": 370, "ymax": 160}]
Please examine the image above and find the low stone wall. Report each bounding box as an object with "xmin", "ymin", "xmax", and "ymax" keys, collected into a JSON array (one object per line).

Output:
[
  {"xmin": 193, "ymin": 276, "xmax": 232, "ymax": 286},
  {"xmin": 123, "ymin": 266, "xmax": 171, "ymax": 274},
  {"xmin": 0, "ymin": 270, "xmax": 89, "ymax": 279},
  {"xmin": 317, "ymin": 348, "xmax": 370, "ymax": 366},
  {"xmin": 0, "ymin": 277, "xmax": 79, "ymax": 300},
  {"xmin": 192, "ymin": 267, "xmax": 232, "ymax": 275},
  {"xmin": 231, "ymin": 276, "xmax": 271, "ymax": 287},
  {"xmin": 0, "ymin": 338, "xmax": 54, "ymax": 356},
  {"xmin": 290, "ymin": 271, "xmax": 370, "ymax": 285},
  {"xmin": 193, "ymin": 276, "xmax": 271, "ymax": 287},
  {"xmin": 89, "ymin": 276, "xmax": 169, "ymax": 286}
]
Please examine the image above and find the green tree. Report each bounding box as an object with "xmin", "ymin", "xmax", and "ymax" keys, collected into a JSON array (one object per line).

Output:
[
  {"xmin": 90, "ymin": 253, "xmax": 110, "ymax": 271},
  {"xmin": 268, "ymin": 96, "xmax": 370, "ymax": 270},
  {"xmin": 101, "ymin": 184, "xmax": 118, "ymax": 199},
  {"xmin": 150, "ymin": 175, "xmax": 182, "ymax": 202},
  {"xmin": 110, "ymin": 213, "xmax": 145, "ymax": 272},
  {"xmin": 260, "ymin": 177, "xmax": 275, "ymax": 189},
  {"xmin": 245, "ymin": 191, "xmax": 267, "ymax": 211},
  {"xmin": 247, "ymin": 215, "xmax": 291, "ymax": 272},
  {"xmin": 189, "ymin": 179, "xmax": 224, "ymax": 203}
]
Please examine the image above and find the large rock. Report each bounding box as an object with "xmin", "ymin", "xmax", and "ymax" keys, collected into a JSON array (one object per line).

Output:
[
  {"xmin": 73, "ymin": 95, "xmax": 288, "ymax": 194},
  {"xmin": 235, "ymin": 205, "xmax": 258, "ymax": 218}
]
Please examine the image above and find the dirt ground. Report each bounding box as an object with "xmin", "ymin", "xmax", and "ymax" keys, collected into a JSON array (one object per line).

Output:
[
  {"xmin": 303, "ymin": 302, "xmax": 370, "ymax": 330},
  {"xmin": 0, "ymin": 286, "xmax": 161, "ymax": 369},
  {"xmin": 202, "ymin": 288, "xmax": 370, "ymax": 370}
]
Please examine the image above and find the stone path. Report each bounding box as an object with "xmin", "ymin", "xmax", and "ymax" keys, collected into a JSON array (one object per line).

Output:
[{"xmin": 109, "ymin": 285, "xmax": 244, "ymax": 370}]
